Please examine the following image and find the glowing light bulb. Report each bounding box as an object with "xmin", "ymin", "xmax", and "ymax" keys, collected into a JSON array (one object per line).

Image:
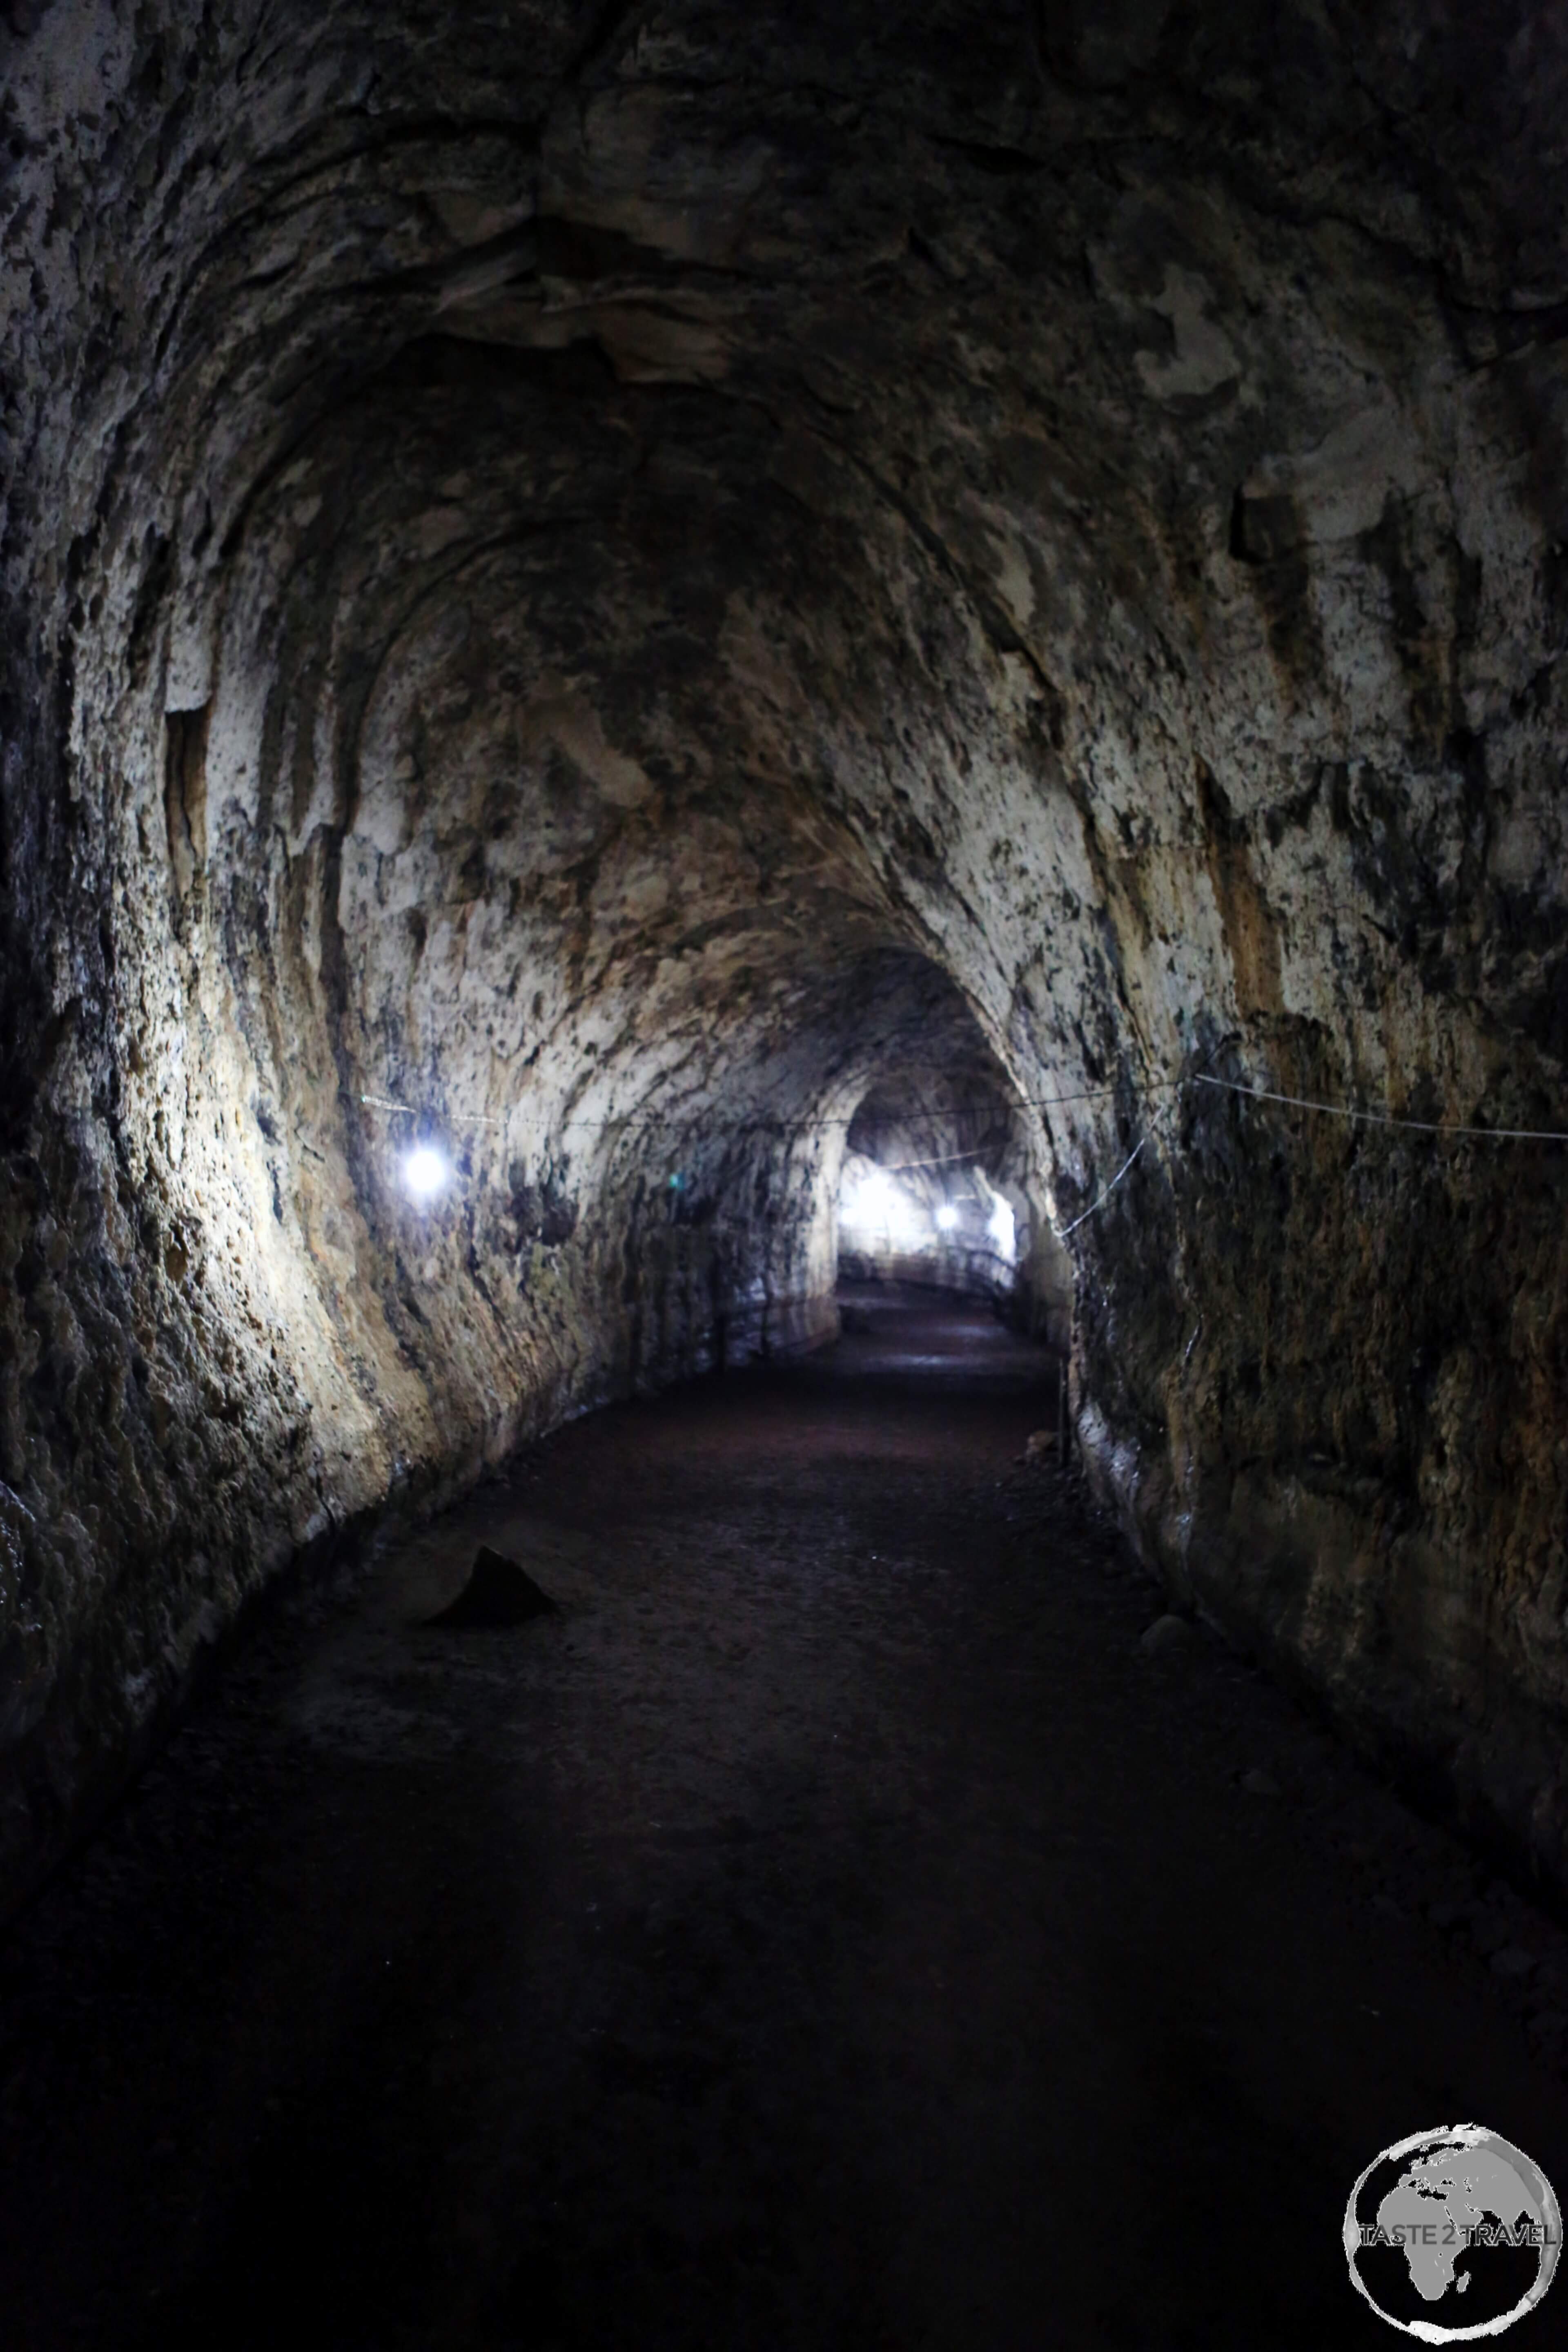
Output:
[
  {"xmin": 855, "ymin": 1172, "xmax": 886, "ymax": 1225},
  {"xmin": 840, "ymin": 1164, "xmax": 926, "ymax": 1248},
  {"xmin": 935, "ymin": 1203, "xmax": 960, "ymax": 1233},
  {"xmin": 403, "ymin": 1143, "xmax": 449, "ymax": 1200},
  {"xmin": 987, "ymin": 1193, "xmax": 1016, "ymax": 1263}
]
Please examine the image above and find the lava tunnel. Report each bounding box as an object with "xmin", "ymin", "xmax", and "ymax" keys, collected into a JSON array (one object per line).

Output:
[{"xmin": 3, "ymin": 2, "xmax": 1568, "ymax": 2341}]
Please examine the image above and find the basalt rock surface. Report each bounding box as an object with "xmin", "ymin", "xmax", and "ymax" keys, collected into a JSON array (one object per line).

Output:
[{"xmin": 1, "ymin": 0, "xmax": 1567, "ymax": 1908}]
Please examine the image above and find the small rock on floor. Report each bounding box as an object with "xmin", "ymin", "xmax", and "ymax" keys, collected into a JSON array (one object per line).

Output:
[{"xmin": 425, "ymin": 1546, "xmax": 558, "ymax": 1628}]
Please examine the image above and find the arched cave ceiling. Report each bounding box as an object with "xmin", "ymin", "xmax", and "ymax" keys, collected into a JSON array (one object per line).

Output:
[{"xmin": 2, "ymin": 0, "xmax": 1568, "ymax": 1908}]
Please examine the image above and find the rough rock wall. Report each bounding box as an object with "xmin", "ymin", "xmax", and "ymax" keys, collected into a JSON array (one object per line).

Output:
[{"xmin": 2, "ymin": 0, "xmax": 1568, "ymax": 1908}]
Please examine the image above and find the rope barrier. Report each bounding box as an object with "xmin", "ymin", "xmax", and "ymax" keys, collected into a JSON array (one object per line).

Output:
[
  {"xmin": 877, "ymin": 1148, "xmax": 987, "ymax": 1172},
  {"xmin": 364, "ymin": 1071, "xmax": 1568, "ymax": 1148},
  {"xmin": 359, "ymin": 1081, "xmax": 1160, "ymax": 1138},
  {"xmin": 1047, "ymin": 1071, "xmax": 1568, "ymax": 1241},
  {"xmin": 360, "ymin": 1095, "xmax": 506, "ymax": 1127},
  {"xmin": 1058, "ymin": 1137, "xmax": 1147, "ymax": 1236},
  {"xmin": 1192, "ymin": 1072, "xmax": 1568, "ymax": 1143},
  {"xmin": 359, "ymin": 1064, "xmax": 1568, "ymax": 1243}
]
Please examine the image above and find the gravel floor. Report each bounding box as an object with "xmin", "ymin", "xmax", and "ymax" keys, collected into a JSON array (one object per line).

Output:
[{"xmin": 2, "ymin": 1285, "xmax": 1566, "ymax": 2349}]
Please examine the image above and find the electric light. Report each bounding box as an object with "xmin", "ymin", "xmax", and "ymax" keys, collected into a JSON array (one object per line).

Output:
[
  {"xmin": 841, "ymin": 1164, "xmax": 925, "ymax": 1249},
  {"xmin": 402, "ymin": 1143, "xmax": 449, "ymax": 1200},
  {"xmin": 935, "ymin": 1203, "xmax": 960, "ymax": 1232},
  {"xmin": 987, "ymin": 1192, "xmax": 1016, "ymax": 1263}
]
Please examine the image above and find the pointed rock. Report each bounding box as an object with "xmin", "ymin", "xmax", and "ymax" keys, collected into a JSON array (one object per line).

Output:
[{"xmin": 426, "ymin": 1544, "xmax": 558, "ymax": 1628}]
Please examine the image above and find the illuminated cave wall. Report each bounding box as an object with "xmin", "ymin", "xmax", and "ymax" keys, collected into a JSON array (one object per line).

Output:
[{"xmin": 2, "ymin": 0, "xmax": 1568, "ymax": 1907}]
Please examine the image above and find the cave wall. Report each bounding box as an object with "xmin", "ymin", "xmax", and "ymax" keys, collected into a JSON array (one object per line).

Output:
[{"xmin": 2, "ymin": 0, "xmax": 1568, "ymax": 1909}]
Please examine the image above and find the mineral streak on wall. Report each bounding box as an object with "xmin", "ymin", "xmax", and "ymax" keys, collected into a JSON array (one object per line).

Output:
[{"xmin": 1, "ymin": 1, "xmax": 1566, "ymax": 1911}]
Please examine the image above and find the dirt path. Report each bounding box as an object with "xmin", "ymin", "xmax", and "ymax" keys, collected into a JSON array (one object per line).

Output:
[{"xmin": 2, "ymin": 1287, "xmax": 1566, "ymax": 2349}]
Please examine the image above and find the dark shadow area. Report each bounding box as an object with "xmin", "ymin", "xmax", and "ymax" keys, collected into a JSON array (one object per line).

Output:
[{"xmin": 0, "ymin": 1295, "xmax": 1565, "ymax": 2350}]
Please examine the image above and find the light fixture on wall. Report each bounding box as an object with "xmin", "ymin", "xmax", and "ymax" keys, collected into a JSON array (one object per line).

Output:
[
  {"xmin": 935, "ymin": 1203, "xmax": 960, "ymax": 1232},
  {"xmin": 402, "ymin": 1143, "xmax": 450, "ymax": 1200}
]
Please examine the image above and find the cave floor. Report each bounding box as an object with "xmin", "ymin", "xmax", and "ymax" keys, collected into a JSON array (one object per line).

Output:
[{"xmin": 3, "ymin": 1285, "xmax": 1568, "ymax": 2350}]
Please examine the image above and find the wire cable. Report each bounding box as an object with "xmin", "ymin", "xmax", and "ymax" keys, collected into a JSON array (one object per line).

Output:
[{"xmin": 1193, "ymin": 1072, "xmax": 1568, "ymax": 1143}]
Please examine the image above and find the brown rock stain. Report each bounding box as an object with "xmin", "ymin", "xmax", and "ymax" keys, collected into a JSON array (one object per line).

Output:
[{"xmin": 1195, "ymin": 757, "xmax": 1283, "ymax": 1020}]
